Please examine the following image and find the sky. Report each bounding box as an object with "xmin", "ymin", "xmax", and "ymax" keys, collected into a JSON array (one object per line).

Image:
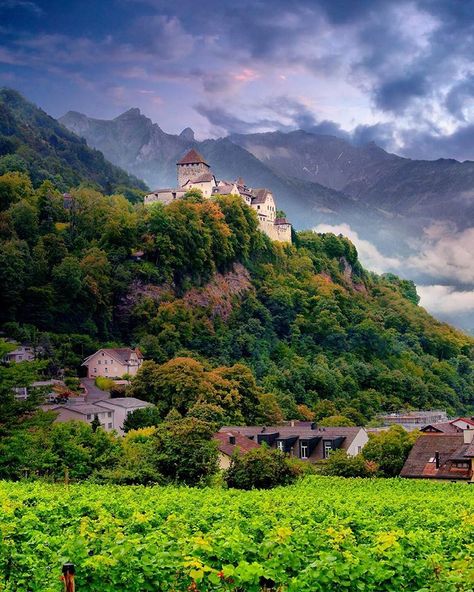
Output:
[{"xmin": 1, "ymin": 0, "xmax": 474, "ymax": 161}]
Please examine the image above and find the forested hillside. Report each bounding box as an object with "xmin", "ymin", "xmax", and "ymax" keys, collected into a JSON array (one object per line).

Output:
[
  {"xmin": 1, "ymin": 169, "xmax": 472, "ymax": 422},
  {"xmin": 0, "ymin": 89, "xmax": 147, "ymax": 197}
]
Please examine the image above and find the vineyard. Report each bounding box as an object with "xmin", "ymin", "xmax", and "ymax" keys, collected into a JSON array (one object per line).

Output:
[{"xmin": 0, "ymin": 477, "xmax": 473, "ymax": 591}]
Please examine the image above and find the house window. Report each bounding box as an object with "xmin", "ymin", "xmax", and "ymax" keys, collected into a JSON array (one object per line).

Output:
[
  {"xmin": 300, "ymin": 443, "xmax": 308, "ymax": 459},
  {"xmin": 324, "ymin": 441, "xmax": 333, "ymax": 459},
  {"xmin": 87, "ymin": 414, "xmax": 91, "ymax": 420},
  {"xmin": 108, "ymin": 423, "xmax": 112, "ymax": 429},
  {"xmin": 107, "ymin": 412, "xmax": 112, "ymax": 418},
  {"xmin": 454, "ymin": 461, "xmax": 469, "ymax": 469},
  {"xmin": 357, "ymin": 446, "xmax": 362, "ymax": 454},
  {"xmin": 98, "ymin": 360, "xmax": 101, "ymax": 364}
]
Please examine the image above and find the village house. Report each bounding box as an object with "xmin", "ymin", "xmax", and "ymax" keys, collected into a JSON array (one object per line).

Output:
[
  {"xmin": 82, "ymin": 348, "xmax": 143, "ymax": 379},
  {"xmin": 401, "ymin": 430, "xmax": 474, "ymax": 482},
  {"xmin": 420, "ymin": 416, "xmax": 474, "ymax": 434},
  {"xmin": 144, "ymin": 149, "xmax": 292, "ymax": 243},
  {"xmin": 50, "ymin": 403, "xmax": 116, "ymax": 431},
  {"xmin": 219, "ymin": 424, "xmax": 368, "ymax": 462},
  {"xmin": 214, "ymin": 429, "xmax": 261, "ymax": 470},
  {"xmin": 48, "ymin": 397, "xmax": 151, "ymax": 434},
  {"xmin": 95, "ymin": 398, "xmax": 152, "ymax": 435},
  {"xmin": 3, "ymin": 344, "xmax": 36, "ymax": 363}
]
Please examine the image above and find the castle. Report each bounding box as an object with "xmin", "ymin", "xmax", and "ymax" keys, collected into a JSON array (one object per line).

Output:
[{"xmin": 144, "ymin": 149, "xmax": 292, "ymax": 243}]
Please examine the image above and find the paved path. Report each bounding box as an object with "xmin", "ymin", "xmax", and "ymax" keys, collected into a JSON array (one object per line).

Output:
[{"xmin": 81, "ymin": 378, "xmax": 110, "ymax": 402}]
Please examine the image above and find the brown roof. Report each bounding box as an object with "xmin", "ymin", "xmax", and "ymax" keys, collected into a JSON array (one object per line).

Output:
[
  {"xmin": 222, "ymin": 425, "xmax": 361, "ymax": 445},
  {"xmin": 464, "ymin": 440, "xmax": 474, "ymax": 457},
  {"xmin": 83, "ymin": 348, "xmax": 142, "ymax": 366},
  {"xmin": 251, "ymin": 189, "xmax": 272, "ymax": 204},
  {"xmin": 177, "ymin": 149, "xmax": 209, "ymax": 166},
  {"xmin": 183, "ymin": 172, "xmax": 214, "ymax": 184},
  {"xmin": 214, "ymin": 430, "xmax": 260, "ymax": 457},
  {"xmin": 420, "ymin": 422, "xmax": 462, "ymax": 433},
  {"xmin": 274, "ymin": 217, "xmax": 290, "ymax": 225},
  {"xmin": 401, "ymin": 434, "xmax": 472, "ymax": 480}
]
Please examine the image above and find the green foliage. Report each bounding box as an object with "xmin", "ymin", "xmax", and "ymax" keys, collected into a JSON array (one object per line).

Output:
[
  {"xmin": 225, "ymin": 446, "xmax": 300, "ymax": 489},
  {"xmin": 1, "ymin": 477, "xmax": 473, "ymax": 590},
  {"xmin": 362, "ymin": 425, "xmax": 420, "ymax": 477},
  {"xmin": 0, "ymin": 89, "xmax": 147, "ymax": 193},
  {"xmin": 153, "ymin": 417, "xmax": 218, "ymax": 485},
  {"xmin": 94, "ymin": 376, "xmax": 115, "ymax": 391},
  {"xmin": 322, "ymin": 449, "xmax": 378, "ymax": 477},
  {"xmin": 122, "ymin": 406, "xmax": 162, "ymax": 432},
  {"xmin": 319, "ymin": 415, "xmax": 355, "ymax": 427},
  {"xmin": 0, "ymin": 163, "xmax": 472, "ymax": 426}
]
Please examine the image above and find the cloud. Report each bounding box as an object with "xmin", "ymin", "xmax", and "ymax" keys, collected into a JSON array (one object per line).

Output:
[
  {"xmin": 313, "ymin": 223, "xmax": 403, "ymax": 274},
  {"xmin": 0, "ymin": 0, "xmax": 42, "ymax": 15},
  {"xmin": 407, "ymin": 226, "xmax": 474, "ymax": 284},
  {"xmin": 417, "ymin": 285, "xmax": 474, "ymax": 314}
]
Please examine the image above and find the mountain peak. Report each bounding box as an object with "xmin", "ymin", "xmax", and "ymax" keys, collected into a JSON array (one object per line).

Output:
[
  {"xmin": 180, "ymin": 127, "xmax": 195, "ymax": 141},
  {"xmin": 115, "ymin": 107, "xmax": 142, "ymax": 120}
]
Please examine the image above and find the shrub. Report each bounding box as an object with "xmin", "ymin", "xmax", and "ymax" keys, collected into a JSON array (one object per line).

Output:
[
  {"xmin": 322, "ymin": 449, "xmax": 378, "ymax": 477},
  {"xmin": 225, "ymin": 446, "xmax": 299, "ymax": 489},
  {"xmin": 95, "ymin": 376, "xmax": 115, "ymax": 391}
]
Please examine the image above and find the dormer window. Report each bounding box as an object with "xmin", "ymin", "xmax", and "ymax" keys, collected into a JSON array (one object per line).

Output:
[
  {"xmin": 324, "ymin": 441, "xmax": 333, "ymax": 459},
  {"xmin": 300, "ymin": 443, "xmax": 308, "ymax": 459}
]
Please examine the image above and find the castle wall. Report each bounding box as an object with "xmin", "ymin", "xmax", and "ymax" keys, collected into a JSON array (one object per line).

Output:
[
  {"xmin": 178, "ymin": 162, "xmax": 209, "ymax": 187},
  {"xmin": 260, "ymin": 220, "xmax": 292, "ymax": 243}
]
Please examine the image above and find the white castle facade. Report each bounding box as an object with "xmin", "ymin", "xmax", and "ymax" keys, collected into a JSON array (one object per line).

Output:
[{"xmin": 144, "ymin": 149, "xmax": 292, "ymax": 243}]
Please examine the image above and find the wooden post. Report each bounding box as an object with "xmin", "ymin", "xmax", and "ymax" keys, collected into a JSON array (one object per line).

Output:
[
  {"xmin": 64, "ymin": 467, "xmax": 69, "ymax": 487},
  {"xmin": 62, "ymin": 563, "xmax": 75, "ymax": 592}
]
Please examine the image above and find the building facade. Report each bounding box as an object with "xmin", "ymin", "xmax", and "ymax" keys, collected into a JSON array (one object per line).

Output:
[
  {"xmin": 219, "ymin": 424, "xmax": 368, "ymax": 463},
  {"xmin": 145, "ymin": 149, "xmax": 292, "ymax": 243},
  {"xmin": 82, "ymin": 348, "xmax": 143, "ymax": 379}
]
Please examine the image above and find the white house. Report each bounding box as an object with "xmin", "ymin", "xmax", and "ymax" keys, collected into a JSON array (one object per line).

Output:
[
  {"xmin": 82, "ymin": 348, "xmax": 143, "ymax": 379},
  {"xmin": 96, "ymin": 398, "xmax": 153, "ymax": 435}
]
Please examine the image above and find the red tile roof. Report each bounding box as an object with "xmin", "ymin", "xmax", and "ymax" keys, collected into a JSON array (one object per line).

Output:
[
  {"xmin": 420, "ymin": 422, "xmax": 462, "ymax": 433},
  {"xmin": 401, "ymin": 434, "xmax": 472, "ymax": 480},
  {"xmin": 177, "ymin": 149, "xmax": 209, "ymax": 166},
  {"xmin": 214, "ymin": 430, "xmax": 260, "ymax": 457}
]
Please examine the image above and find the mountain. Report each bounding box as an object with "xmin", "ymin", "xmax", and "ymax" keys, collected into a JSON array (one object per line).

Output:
[
  {"xmin": 1, "ymin": 177, "xmax": 472, "ymax": 419},
  {"xmin": 230, "ymin": 130, "xmax": 474, "ymax": 230},
  {"xmin": 60, "ymin": 108, "xmax": 397, "ymax": 232},
  {"xmin": 0, "ymin": 89, "xmax": 147, "ymax": 194}
]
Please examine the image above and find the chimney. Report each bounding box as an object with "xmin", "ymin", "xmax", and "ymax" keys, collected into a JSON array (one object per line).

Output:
[
  {"xmin": 261, "ymin": 426, "xmax": 266, "ymax": 432},
  {"xmin": 310, "ymin": 422, "xmax": 316, "ymax": 430},
  {"xmin": 290, "ymin": 420, "xmax": 295, "ymax": 427},
  {"xmin": 435, "ymin": 451, "xmax": 440, "ymax": 469},
  {"xmin": 229, "ymin": 435, "xmax": 236, "ymax": 445}
]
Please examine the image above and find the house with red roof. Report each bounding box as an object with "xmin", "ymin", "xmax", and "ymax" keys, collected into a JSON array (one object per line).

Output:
[
  {"xmin": 214, "ymin": 430, "xmax": 261, "ymax": 470},
  {"xmin": 401, "ymin": 429, "xmax": 474, "ymax": 482}
]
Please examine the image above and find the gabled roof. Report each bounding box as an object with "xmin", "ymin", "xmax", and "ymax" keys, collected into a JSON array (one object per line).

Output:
[
  {"xmin": 420, "ymin": 422, "xmax": 462, "ymax": 433},
  {"xmin": 274, "ymin": 217, "xmax": 290, "ymax": 225},
  {"xmin": 401, "ymin": 434, "xmax": 471, "ymax": 479},
  {"xmin": 177, "ymin": 149, "xmax": 209, "ymax": 166},
  {"xmin": 82, "ymin": 348, "xmax": 143, "ymax": 367},
  {"xmin": 251, "ymin": 188, "xmax": 273, "ymax": 204},
  {"xmin": 214, "ymin": 430, "xmax": 260, "ymax": 457},
  {"xmin": 452, "ymin": 417, "xmax": 474, "ymax": 427}
]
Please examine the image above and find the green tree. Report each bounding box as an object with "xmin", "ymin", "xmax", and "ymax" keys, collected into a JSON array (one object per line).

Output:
[
  {"xmin": 123, "ymin": 406, "xmax": 163, "ymax": 432},
  {"xmin": 322, "ymin": 449, "xmax": 377, "ymax": 477},
  {"xmin": 362, "ymin": 425, "xmax": 419, "ymax": 477},
  {"xmin": 225, "ymin": 446, "xmax": 299, "ymax": 490},
  {"xmin": 152, "ymin": 417, "xmax": 218, "ymax": 485}
]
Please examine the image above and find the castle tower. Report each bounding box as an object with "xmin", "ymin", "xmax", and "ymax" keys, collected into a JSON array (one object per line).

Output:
[{"xmin": 177, "ymin": 149, "xmax": 210, "ymax": 187}]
